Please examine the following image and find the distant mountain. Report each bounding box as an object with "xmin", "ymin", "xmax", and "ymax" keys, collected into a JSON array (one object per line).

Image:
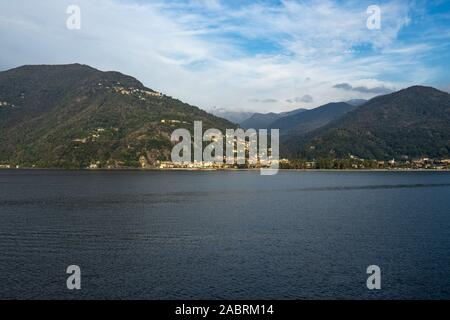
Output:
[
  {"xmin": 270, "ymin": 102, "xmax": 357, "ymax": 135},
  {"xmin": 283, "ymin": 86, "xmax": 450, "ymax": 160},
  {"xmin": 0, "ymin": 64, "xmax": 234, "ymax": 168},
  {"xmin": 240, "ymin": 107, "xmax": 306, "ymax": 129},
  {"xmin": 240, "ymin": 112, "xmax": 280, "ymax": 129},
  {"xmin": 209, "ymin": 107, "xmax": 254, "ymax": 124},
  {"xmin": 279, "ymin": 108, "xmax": 309, "ymax": 117},
  {"xmin": 346, "ymin": 99, "xmax": 367, "ymax": 107}
]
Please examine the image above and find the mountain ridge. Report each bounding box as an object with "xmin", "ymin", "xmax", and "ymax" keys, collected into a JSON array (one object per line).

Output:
[
  {"xmin": 270, "ymin": 102, "xmax": 357, "ymax": 135},
  {"xmin": 0, "ymin": 64, "xmax": 234, "ymax": 168},
  {"xmin": 282, "ymin": 85, "xmax": 450, "ymax": 160},
  {"xmin": 1, "ymin": 64, "xmax": 449, "ymax": 167}
]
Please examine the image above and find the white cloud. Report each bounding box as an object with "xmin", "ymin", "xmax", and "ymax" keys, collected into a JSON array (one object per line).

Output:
[{"xmin": 0, "ymin": 0, "xmax": 431, "ymax": 113}]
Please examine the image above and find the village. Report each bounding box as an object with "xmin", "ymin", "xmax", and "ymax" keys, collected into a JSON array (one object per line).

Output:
[
  {"xmin": 1, "ymin": 155, "xmax": 449, "ymax": 171},
  {"xmin": 283, "ymin": 156, "xmax": 450, "ymax": 170},
  {"xmin": 149, "ymin": 157, "xmax": 450, "ymax": 170}
]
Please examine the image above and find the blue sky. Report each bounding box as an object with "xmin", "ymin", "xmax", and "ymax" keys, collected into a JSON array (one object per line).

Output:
[{"xmin": 1, "ymin": 0, "xmax": 449, "ymax": 112}]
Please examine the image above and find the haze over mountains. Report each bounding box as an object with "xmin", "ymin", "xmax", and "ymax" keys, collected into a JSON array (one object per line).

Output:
[
  {"xmin": 240, "ymin": 108, "xmax": 307, "ymax": 129},
  {"xmin": 209, "ymin": 107, "xmax": 254, "ymax": 124},
  {"xmin": 0, "ymin": 64, "xmax": 449, "ymax": 168},
  {"xmin": 239, "ymin": 99, "xmax": 366, "ymax": 132}
]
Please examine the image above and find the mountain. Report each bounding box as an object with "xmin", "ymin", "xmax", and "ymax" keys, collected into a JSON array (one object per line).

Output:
[
  {"xmin": 240, "ymin": 112, "xmax": 280, "ymax": 129},
  {"xmin": 0, "ymin": 64, "xmax": 234, "ymax": 168},
  {"xmin": 270, "ymin": 102, "xmax": 357, "ymax": 135},
  {"xmin": 240, "ymin": 107, "xmax": 306, "ymax": 129},
  {"xmin": 346, "ymin": 99, "xmax": 367, "ymax": 107},
  {"xmin": 279, "ymin": 107, "xmax": 308, "ymax": 117},
  {"xmin": 283, "ymin": 86, "xmax": 450, "ymax": 160},
  {"xmin": 240, "ymin": 101, "xmax": 357, "ymax": 132},
  {"xmin": 209, "ymin": 107, "xmax": 254, "ymax": 124}
]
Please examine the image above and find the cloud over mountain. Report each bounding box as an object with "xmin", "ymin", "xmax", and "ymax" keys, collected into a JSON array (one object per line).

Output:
[{"xmin": 333, "ymin": 83, "xmax": 393, "ymax": 95}]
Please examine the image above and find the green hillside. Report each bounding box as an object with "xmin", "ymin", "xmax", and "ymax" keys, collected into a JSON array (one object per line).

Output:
[
  {"xmin": 0, "ymin": 64, "xmax": 233, "ymax": 168},
  {"xmin": 283, "ymin": 86, "xmax": 450, "ymax": 160}
]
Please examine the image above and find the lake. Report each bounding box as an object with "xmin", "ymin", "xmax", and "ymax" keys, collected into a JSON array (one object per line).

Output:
[{"xmin": 0, "ymin": 170, "xmax": 450, "ymax": 299}]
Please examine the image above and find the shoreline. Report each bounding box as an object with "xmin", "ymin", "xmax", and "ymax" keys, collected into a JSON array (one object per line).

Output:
[{"xmin": 1, "ymin": 167, "xmax": 449, "ymax": 172}]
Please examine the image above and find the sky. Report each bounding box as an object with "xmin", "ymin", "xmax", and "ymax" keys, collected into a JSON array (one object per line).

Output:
[{"xmin": 1, "ymin": 0, "xmax": 449, "ymax": 113}]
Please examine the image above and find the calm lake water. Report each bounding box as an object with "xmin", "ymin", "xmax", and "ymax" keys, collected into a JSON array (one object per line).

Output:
[{"xmin": 0, "ymin": 169, "xmax": 450, "ymax": 299}]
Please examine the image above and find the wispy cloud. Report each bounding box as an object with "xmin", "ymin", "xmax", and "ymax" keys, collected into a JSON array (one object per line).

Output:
[
  {"xmin": 249, "ymin": 98, "xmax": 278, "ymax": 103},
  {"xmin": 287, "ymin": 95, "xmax": 314, "ymax": 104},
  {"xmin": 333, "ymin": 83, "xmax": 393, "ymax": 95}
]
